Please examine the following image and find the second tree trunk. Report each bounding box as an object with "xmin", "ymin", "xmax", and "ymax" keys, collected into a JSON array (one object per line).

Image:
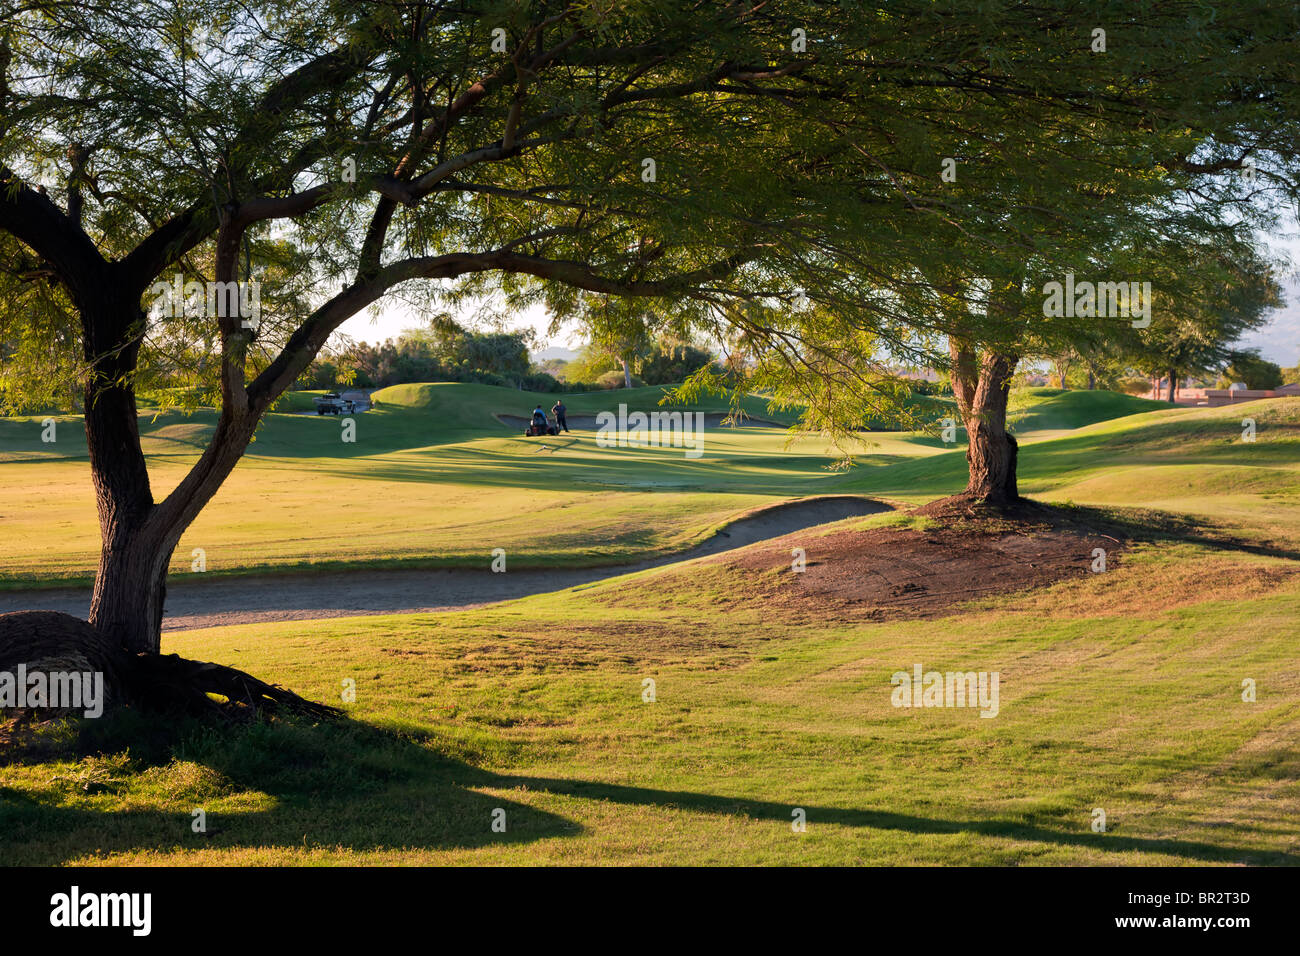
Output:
[{"xmin": 950, "ymin": 343, "xmax": 1020, "ymax": 506}]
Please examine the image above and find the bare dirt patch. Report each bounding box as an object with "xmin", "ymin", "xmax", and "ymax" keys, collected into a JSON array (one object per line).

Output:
[{"xmin": 700, "ymin": 501, "xmax": 1125, "ymax": 622}]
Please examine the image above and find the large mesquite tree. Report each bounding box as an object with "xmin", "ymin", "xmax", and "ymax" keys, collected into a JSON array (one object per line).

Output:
[
  {"xmin": 2, "ymin": 0, "xmax": 1298, "ymax": 670},
  {"xmin": 0, "ymin": 0, "xmax": 847, "ymax": 655},
  {"xmin": 666, "ymin": 1, "xmax": 1300, "ymax": 505}
]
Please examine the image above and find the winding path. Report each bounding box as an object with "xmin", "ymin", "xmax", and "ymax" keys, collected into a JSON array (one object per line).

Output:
[{"xmin": 0, "ymin": 496, "xmax": 888, "ymax": 632}]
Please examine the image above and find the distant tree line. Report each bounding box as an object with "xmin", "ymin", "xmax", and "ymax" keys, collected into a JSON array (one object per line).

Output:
[
  {"xmin": 559, "ymin": 340, "xmax": 718, "ymax": 390},
  {"xmin": 297, "ymin": 318, "xmax": 720, "ymax": 393},
  {"xmin": 1219, "ymin": 350, "xmax": 1287, "ymax": 391},
  {"xmin": 1031, "ymin": 343, "xmax": 1293, "ymax": 398}
]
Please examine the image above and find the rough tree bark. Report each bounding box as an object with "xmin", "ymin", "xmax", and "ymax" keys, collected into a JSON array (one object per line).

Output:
[
  {"xmin": 1166, "ymin": 369, "xmax": 1179, "ymax": 403},
  {"xmin": 950, "ymin": 338, "xmax": 1021, "ymax": 507},
  {"xmin": 79, "ymin": 274, "xmax": 256, "ymax": 655},
  {"xmin": 80, "ymin": 280, "xmax": 169, "ymax": 654},
  {"xmin": 78, "ymin": 209, "xmax": 275, "ymax": 654}
]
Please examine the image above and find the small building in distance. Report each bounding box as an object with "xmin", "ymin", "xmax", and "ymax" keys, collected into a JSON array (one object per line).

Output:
[{"xmin": 1205, "ymin": 382, "xmax": 1300, "ymax": 406}]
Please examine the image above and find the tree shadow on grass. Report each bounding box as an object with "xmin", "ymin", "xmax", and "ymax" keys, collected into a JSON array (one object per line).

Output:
[
  {"xmin": 1054, "ymin": 502, "xmax": 1300, "ymax": 563},
  {"xmin": 487, "ymin": 773, "xmax": 1298, "ymax": 865},
  {"xmin": 0, "ymin": 715, "xmax": 570, "ymax": 864},
  {"xmin": 2, "ymin": 713, "xmax": 1294, "ymax": 865}
]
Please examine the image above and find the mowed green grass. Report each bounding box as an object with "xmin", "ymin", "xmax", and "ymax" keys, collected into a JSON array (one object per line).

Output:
[
  {"xmin": 859, "ymin": 395, "xmax": 1300, "ymax": 545},
  {"xmin": 2, "ymin": 389, "xmax": 1297, "ymax": 865},
  {"xmin": 0, "ymin": 383, "xmax": 860, "ymax": 583},
  {"xmin": 0, "ymin": 384, "xmax": 1169, "ymax": 585},
  {"xmin": 3, "ymin": 533, "xmax": 1297, "ymax": 865}
]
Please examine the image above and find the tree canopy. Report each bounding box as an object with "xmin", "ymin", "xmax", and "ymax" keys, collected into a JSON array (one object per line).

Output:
[{"xmin": 2, "ymin": 0, "xmax": 1299, "ymax": 652}]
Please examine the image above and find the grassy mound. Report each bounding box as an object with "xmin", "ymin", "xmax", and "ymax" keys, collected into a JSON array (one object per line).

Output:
[
  {"xmin": 859, "ymin": 396, "xmax": 1300, "ymax": 507},
  {"xmin": 1007, "ymin": 387, "xmax": 1168, "ymax": 432}
]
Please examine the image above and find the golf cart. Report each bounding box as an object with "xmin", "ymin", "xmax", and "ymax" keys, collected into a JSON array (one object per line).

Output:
[
  {"xmin": 524, "ymin": 415, "xmax": 559, "ymax": 437},
  {"xmin": 313, "ymin": 392, "xmax": 356, "ymax": 415}
]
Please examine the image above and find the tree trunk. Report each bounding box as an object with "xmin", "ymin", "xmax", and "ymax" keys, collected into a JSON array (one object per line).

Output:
[
  {"xmin": 90, "ymin": 519, "xmax": 174, "ymax": 655},
  {"xmin": 621, "ymin": 356, "xmax": 632, "ymax": 388},
  {"xmin": 1166, "ymin": 369, "xmax": 1178, "ymax": 403},
  {"xmin": 79, "ymin": 287, "xmax": 170, "ymax": 654},
  {"xmin": 950, "ymin": 341, "xmax": 1020, "ymax": 506},
  {"xmin": 1, "ymin": 182, "xmax": 344, "ymax": 716},
  {"xmin": 79, "ymin": 278, "xmax": 256, "ymax": 654},
  {"xmin": 1054, "ymin": 357, "xmax": 1070, "ymax": 389}
]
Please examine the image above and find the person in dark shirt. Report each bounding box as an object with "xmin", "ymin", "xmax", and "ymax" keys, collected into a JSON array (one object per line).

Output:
[
  {"xmin": 527, "ymin": 403, "xmax": 548, "ymax": 434},
  {"xmin": 552, "ymin": 400, "xmax": 569, "ymax": 432}
]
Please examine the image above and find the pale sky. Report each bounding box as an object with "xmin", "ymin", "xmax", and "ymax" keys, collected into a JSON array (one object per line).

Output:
[
  {"xmin": 1240, "ymin": 234, "xmax": 1300, "ymax": 367},
  {"xmin": 337, "ymin": 299, "xmax": 574, "ymax": 354}
]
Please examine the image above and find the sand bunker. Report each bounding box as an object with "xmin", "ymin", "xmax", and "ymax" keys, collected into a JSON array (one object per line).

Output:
[{"xmin": 0, "ymin": 496, "xmax": 889, "ymax": 631}]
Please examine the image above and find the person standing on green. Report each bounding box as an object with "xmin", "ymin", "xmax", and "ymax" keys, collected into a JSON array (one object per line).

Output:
[{"xmin": 552, "ymin": 400, "xmax": 569, "ymax": 432}]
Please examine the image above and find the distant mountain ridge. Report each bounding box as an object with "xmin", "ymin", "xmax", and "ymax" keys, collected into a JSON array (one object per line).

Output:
[{"xmin": 534, "ymin": 346, "xmax": 579, "ymax": 362}]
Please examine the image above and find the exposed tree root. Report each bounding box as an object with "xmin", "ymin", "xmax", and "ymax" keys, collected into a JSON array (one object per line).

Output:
[
  {"xmin": 125, "ymin": 651, "xmax": 341, "ymax": 721},
  {"xmin": 912, "ymin": 494, "xmax": 1130, "ymax": 544},
  {"xmin": 914, "ymin": 493, "xmax": 1051, "ymax": 523},
  {"xmin": 0, "ymin": 610, "xmax": 340, "ymax": 723}
]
